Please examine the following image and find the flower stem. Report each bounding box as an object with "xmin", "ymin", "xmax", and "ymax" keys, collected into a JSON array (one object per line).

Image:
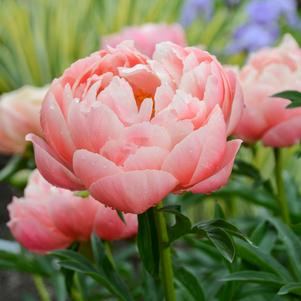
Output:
[
  {"xmin": 32, "ymin": 275, "xmax": 51, "ymax": 301},
  {"xmin": 274, "ymin": 148, "xmax": 291, "ymax": 225},
  {"xmin": 154, "ymin": 202, "xmax": 176, "ymax": 301}
]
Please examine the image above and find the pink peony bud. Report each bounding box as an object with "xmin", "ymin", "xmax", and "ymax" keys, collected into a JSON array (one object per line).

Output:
[
  {"xmin": 101, "ymin": 23, "xmax": 186, "ymax": 57},
  {"xmin": 27, "ymin": 41, "xmax": 243, "ymax": 214},
  {"xmin": 7, "ymin": 170, "xmax": 137, "ymax": 253},
  {"xmin": 234, "ymin": 35, "xmax": 301, "ymax": 147},
  {"xmin": 0, "ymin": 86, "xmax": 47, "ymax": 154}
]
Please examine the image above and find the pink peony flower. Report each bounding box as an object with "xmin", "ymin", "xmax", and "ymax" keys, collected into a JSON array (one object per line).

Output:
[
  {"xmin": 27, "ymin": 41, "xmax": 243, "ymax": 214},
  {"xmin": 7, "ymin": 170, "xmax": 137, "ymax": 253},
  {"xmin": 94, "ymin": 207, "xmax": 138, "ymax": 241},
  {"xmin": 0, "ymin": 85, "xmax": 47, "ymax": 154},
  {"xmin": 234, "ymin": 35, "xmax": 301, "ymax": 147},
  {"xmin": 101, "ymin": 23, "xmax": 186, "ymax": 57}
]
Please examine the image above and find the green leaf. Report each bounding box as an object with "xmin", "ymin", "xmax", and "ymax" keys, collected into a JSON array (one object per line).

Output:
[
  {"xmin": 116, "ymin": 210, "xmax": 126, "ymax": 224},
  {"xmin": 0, "ymin": 244, "xmax": 52, "ymax": 276},
  {"xmin": 160, "ymin": 207, "xmax": 192, "ymax": 244},
  {"xmin": 198, "ymin": 180, "xmax": 278, "ymax": 212},
  {"xmin": 51, "ymin": 249, "xmax": 95, "ymax": 271},
  {"xmin": 233, "ymin": 160, "xmax": 263, "ymax": 185},
  {"xmin": 0, "ymin": 155, "xmax": 23, "ymax": 182},
  {"xmin": 137, "ymin": 208, "xmax": 160, "ymax": 277},
  {"xmin": 214, "ymin": 203, "xmax": 226, "ymax": 219},
  {"xmin": 206, "ymin": 227, "xmax": 235, "ymax": 263},
  {"xmin": 220, "ymin": 271, "xmax": 284, "ymax": 285},
  {"xmin": 52, "ymin": 248, "xmax": 133, "ymax": 301},
  {"xmin": 278, "ymin": 283, "xmax": 301, "ymax": 296},
  {"xmin": 235, "ymin": 240, "xmax": 292, "ymax": 281},
  {"xmin": 268, "ymin": 217, "xmax": 301, "ymax": 280},
  {"xmin": 202, "ymin": 219, "xmax": 252, "ymax": 244},
  {"xmin": 273, "ymin": 90, "xmax": 301, "ymax": 108},
  {"xmin": 93, "ymin": 236, "xmax": 133, "ymax": 301},
  {"xmin": 175, "ymin": 267, "xmax": 205, "ymax": 301}
]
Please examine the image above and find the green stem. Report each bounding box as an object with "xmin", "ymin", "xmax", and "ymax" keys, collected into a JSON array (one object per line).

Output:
[
  {"xmin": 154, "ymin": 202, "xmax": 176, "ymax": 301},
  {"xmin": 32, "ymin": 275, "xmax": 51, "ymax": 301},
  {"xmin": 274, "ymin": 148, "xmax": 291, "ymax": 225}
]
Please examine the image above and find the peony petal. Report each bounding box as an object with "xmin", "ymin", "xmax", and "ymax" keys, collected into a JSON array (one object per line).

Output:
[
  {"xmin": 68, "ymin": 101, "xmax": 124, "ymax": 152},
  {"xmin": 137, "ymin": 98, "xmax": 153, "ymax": 122},
  {"xmin": 154, "ymin": 83, "xmax": 175, "ymax": 113},
  {"xmin": 7, "ymin": 218, "xmax": 71, "ymax": 254},
  {"xmin": 26, "ymin": 134, "xmax": 83, "ymax": 190},
  {"xmin": 93, "ymin": 204, "xmax": 137, "ymax": 240},
  {"xmin": 189, "ymin": 139, "xmax": 241, "ymax": 194},
  {"xmin": 123, "ymin": 146, "xmax": 168, "ymax": 171},
  {"xmin": 118, "ymin": 64, "xmax": 161, "ymax": 96},
  {"xmin": 41, "ymin": 92, "xmax": 75, "ymax": 167},
  {"xmin": 49, "ymin": 195, "xmax": 98, "ymax": 241},
  {"xmin": 123, "ymin": 122, "xmax": 171, "ymax": 150},
  {"xmin": 73, "ymin": 149, "xmax": 121, "ymax": 187},
  {"xmin": 97, "ymin": 77, "xmax": 138, "ymax": 125},
  {"xmin": 90, "ymin": 170, "xmax": 178, "ymax": 213},
  {"xmin": 162, "ymin": 106, "xmax": 226, "ymax": 186},
  {"xmin": 263, "ymin": 115, "xmax": 301, "ymax": 147},
  {"xmin": 7, "ymin": 198, "xmax": 72, "ymax": 254}
]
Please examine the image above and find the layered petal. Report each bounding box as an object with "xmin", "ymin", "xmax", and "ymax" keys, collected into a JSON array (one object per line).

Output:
[
  {"xmin": 263, "ymin": 114, "xmax": 301, "ymax": 147},
  {"xmin": 49, "ymin": 195, "xmax": 98, "ymax": 240},
  {"xmin": 73, "ymin": 150, "xmax": 121, "ymax": 187},
  {"xmin": 90, "ymin": 170, "xmax": 178, "ymax": 213},
  {"xmin": 162, "ymin": 107, "xmax": 226, "ymax": 186},
  {"xmin": 7, "ymin": 198, "xmax": 72, "ymax": 254},
  {"xmin": 27, "ymin": 134, "xmax": 82, "ymax": 190},
  {"xmin": 189, "ymin": 139, "xmax": 242, "ymax": 193}
]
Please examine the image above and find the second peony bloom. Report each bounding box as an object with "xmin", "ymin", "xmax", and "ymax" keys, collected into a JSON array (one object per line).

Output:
[
  {"xmin": 234, "ymin": 35, "xmax": 301, "ymax": 147},
  {"xmin": 28, "ymin": 41, "xmax": 243, "ymax": 214}
]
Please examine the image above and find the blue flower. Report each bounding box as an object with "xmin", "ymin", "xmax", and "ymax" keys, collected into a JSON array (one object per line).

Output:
[
  {"xmin": 247, "ymin": 0, "xmax": 299, "ymax": 27},
  {"xmin": 227, "ymin": 0, "xmax": 300, "ymax": 54},
  {"xmin": 180, "ymin": 0, "xmax": 214, "ymax": 27},
  {"xmin": 226, "ymin": 22, "xmax": 279, "ymax": 54}
]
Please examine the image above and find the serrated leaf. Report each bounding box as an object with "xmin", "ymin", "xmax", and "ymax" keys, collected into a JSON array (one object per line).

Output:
[
  {"xmin": 278, "ymin": 283, "xmax": 301, "ymax": 296},
  {"xmin": 175, "ymin": 267, "xmax": 205, "ymax": 301},
  {"xmin": 220, "ymin": 271, "xmax": 284, "ymax": 285},
  {"xmin": 137, "ymin": 208, "xmax": 160, "ymax": 277},
  {"xmin": 273, "ymin": 90, "xmax": 301, "ymax": 108}
]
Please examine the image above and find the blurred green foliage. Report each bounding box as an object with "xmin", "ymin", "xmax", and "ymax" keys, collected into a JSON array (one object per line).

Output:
[{"xmin": 0, "ymin": 0, "xmax": 182, "ymax": 92}]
